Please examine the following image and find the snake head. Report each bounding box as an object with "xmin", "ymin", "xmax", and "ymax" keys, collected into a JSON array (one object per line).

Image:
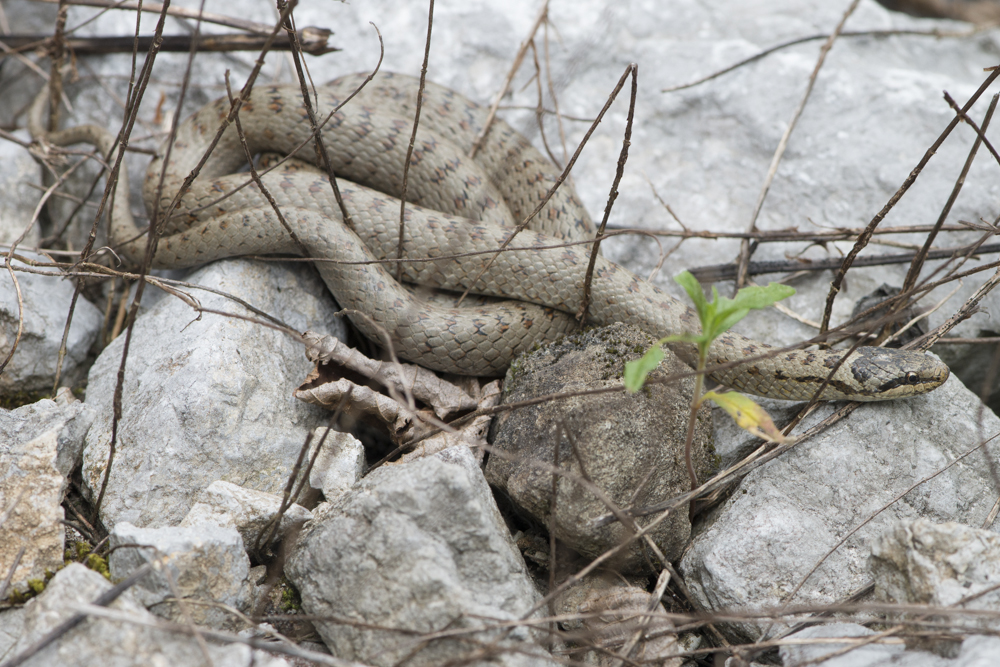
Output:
[{"xmin": 849, "ymin": 348, "xmax": 950, "ymax": 400}]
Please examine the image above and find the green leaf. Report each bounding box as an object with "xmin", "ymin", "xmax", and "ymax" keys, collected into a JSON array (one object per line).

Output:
[
  {"xmin": 707, "ymin": 307, "xmax": 750, "ymax": 340},
  {"xmin": 674, "ymin": 271, "xmax": 710, "ymax": 324},
  {"xmin": 657, "ymin": 332, "xmax": 703, "ymax": 346},
  {"xmin": 730, "ymin": 282, "xmax": 796, "ymax": 311},
  {"xmin": 624, "ymin": 346, "xmax": 665, "ymax": 393},
  {"xmin": 628, "ymin": 275, "xmax": 797, "ymax": 391},
  {"xmin": 674, "ymin": 276, "xmax": 796, "ymax": 344}
]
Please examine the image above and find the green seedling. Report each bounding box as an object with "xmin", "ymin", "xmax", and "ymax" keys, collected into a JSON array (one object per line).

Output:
[{"xmin": 624, "ymin": 271, "xmax": 796, "ymax": 492}]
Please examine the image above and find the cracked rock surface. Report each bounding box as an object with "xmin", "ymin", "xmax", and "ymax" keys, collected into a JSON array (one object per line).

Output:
[{"xmin": 286, "ymin": 446, "xmax": 555, "ymax": 667}]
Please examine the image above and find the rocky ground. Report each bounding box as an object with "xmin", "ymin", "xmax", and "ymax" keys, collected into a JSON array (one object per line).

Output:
[{"xmin": 5, "ymin": 0, "xmax": 1000, "ymax": 665}]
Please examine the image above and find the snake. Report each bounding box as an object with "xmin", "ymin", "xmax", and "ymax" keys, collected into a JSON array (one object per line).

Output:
[{"xmin": 29, "ymin": 71, "xmax": 949, "ymax": 401}]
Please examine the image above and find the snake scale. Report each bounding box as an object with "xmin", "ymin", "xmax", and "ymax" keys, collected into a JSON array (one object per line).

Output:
[{"xmin": 30, "ymin": 72, "xmax": 948, "ymax": 401}]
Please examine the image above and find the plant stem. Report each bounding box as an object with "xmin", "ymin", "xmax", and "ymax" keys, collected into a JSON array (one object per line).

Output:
[{"xmin": 683, "ymin": 346, "xmax": 707, "ymax": 493}]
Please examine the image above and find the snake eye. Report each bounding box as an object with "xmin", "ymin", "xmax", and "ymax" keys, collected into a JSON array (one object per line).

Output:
[{"xmin": 905, "ymin": 371, "xmax": 919, "ymax": 385}]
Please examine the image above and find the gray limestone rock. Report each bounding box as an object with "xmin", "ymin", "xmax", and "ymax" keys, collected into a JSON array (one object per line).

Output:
[
  {"xmin": 8, "ymin": 564, "xmax": 289, "ymax": 667},
  {"xmin": 81, "ymin": 258, "xmax": 344, "ymax": 529},
  {"xmin": 780, "ymin": 623, "xmax": 1000, "ymax": 666},
  {"xmin": 872, "ymin": 518, "xmax": 1000, "ymax": 614},
  {"xmin": 0, "ymin": 607, "xmax": 26, "ymax": 662},
  {"xmin": 871, "ymin": 518, "xmax": 1000, "ymax": 653},
  {"xmin": 487, "ymin": 323, "xmax": 714, "ymax": 573},
  {"xmin": 0, "ymin": 252, "xmax": 102, "ymax": 394},
  {"xmin": 109, "ymin": 520, "xmax": 252, "ymax": 632},
  {"xmin": 779, "ymin": 623, "xmax": 936, "ymax": 667},
  {"xmin": 680, "ymin": 371, "xmax": 1000, "ymax": 643},
  {"xmin": 0, "ymin": 130, "xmax": 41, "ymax": 247},
  {"xmin": 180, "ymin": 480, "xmax": 312, "ymax": 554},
  {"xmin": 285, "ymin": 446, "xmax": 555, "ymax": 667},
  {"xmin": 305, "ymin": 428, "xmax": 366, "ymax": 502},
  {"xmin": 0, "ymin": 388, "xmax": 95, "ymax": 595},
  {"xmin": 952, "ymin": 636, "xmax": 1000, "ymax": 666}
]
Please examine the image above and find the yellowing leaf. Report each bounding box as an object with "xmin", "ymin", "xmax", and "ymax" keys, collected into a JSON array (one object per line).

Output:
[{"xmin": 703, "ymin": 390, "xmax": 794, "ymax": 444}]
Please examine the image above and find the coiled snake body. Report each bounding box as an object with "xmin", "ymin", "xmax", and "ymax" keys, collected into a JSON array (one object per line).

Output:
[{"xmin": 31, "ymin": 72, "xmax": 948, "ymax": 401}]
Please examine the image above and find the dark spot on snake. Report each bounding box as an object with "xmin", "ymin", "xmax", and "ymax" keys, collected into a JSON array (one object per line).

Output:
[
  {"xmin": 850, "ymin": 348, "xmax": 894, "ymax": 384},
  {"xmin": 877, "ymin": 375, "xmax": 917, "ymax": 393}
]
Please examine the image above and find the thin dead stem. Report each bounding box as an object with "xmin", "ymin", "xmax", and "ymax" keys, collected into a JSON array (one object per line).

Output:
[
  {"xmin": 576, "ymin": 63, "xmax": 637, "ymax": 326},
  {"xmin": 819, "ymin": 66, "xmax": 1000, "ymax": 335},
  {"xmin": 468, "ymin": 0, "xmax": 549, "ymax": 159},
  {"xmin": 736, "ymin": 0, "xmax": 860, "ymax": 290},
  {"xmin": 394, "ymin": 0, "xmax": 434, "ymax": 282},
  {"xmin": 455, "ymin": 61, "xmax": 639, "ymax": 306},
  {"xmin": 661, "ymin": 28, "xmax": 985, "ymax": 93}
]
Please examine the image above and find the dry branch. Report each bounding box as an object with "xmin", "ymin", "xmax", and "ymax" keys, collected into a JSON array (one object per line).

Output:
[
  {"xmin": 736, "ymin": 0, "xmax": 861, "ymax": 289},
  {"xmin": 819, "ymin": 66, "xmax": 1000, "ymax": 334},
  {"xmin": 301, "ymin": 331, "xmax": 477, "ymax": 419},
  {"xmin": 689, "ymin": 241, "xmax": 1000, "ymax": 283},
  {"xmin": 34, "ymin": 0, "xmax": 292, "ymax": 35},
  {"xmin": 0, "ymin": 29, "xmax": 336, "ymax": 56}
]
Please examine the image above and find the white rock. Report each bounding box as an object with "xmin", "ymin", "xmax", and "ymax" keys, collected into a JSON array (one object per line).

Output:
[
  {"xmin": 681, "ymin": 373, "xmax": 1000, "ymax": 642},
  {"xmin": 9, "ymin": 564, "xmax": 289, "ymax": 667},
  {"xmin": 181, "ymin": 480, "xmax": 312, "ymax": 552},
  {"xmin": 952, "ymin": 636, "xmax": 1000, "ymax": 667},
  {"xmin": 81, "ymin": 258, "xmax": 344, "ymax": 528},
  {"xmin": 779, "ymin": 623, "xmax": 930, "ymax": 667},
  {"xmin": 0, "ymin": 607, "xmax": 26, "ymax": 662},
  {"xmin": 109, "ymin": 520, "xmax": 252, "ymax": 632},
  {"xmin": 0, "ymin": 389, "xmax": 95, "ymax": 594},
  {"xmin": 306, "ymin": 428, "xmax": 365, "ymax": 502},
  {"xmin": 872, "ymin": 518, "xmax": 1000, "ymax": 636},
  {"xmin": 0, "ymin": 130, "xmax": 40, "ymax": 247},
  {"xmin": 780, "ymin": 624, "xmax": 1000, "ymax": 666},
  {"xmin": 0, "ymin": 252, "xmax": 102, "ymax": 393},
  {"xmin": 285, "ymin": 446, "xmax": 555, "ymax": 667}
]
